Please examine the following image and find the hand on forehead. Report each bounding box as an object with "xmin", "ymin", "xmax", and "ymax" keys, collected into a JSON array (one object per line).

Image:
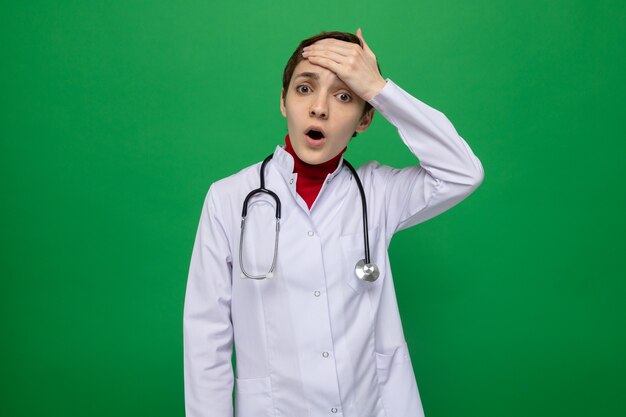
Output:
[
  {"xmin": 298, "ymin": 39, "xmax": 360, "ymax": 84},
  {"xmin": 300, "ymin": 30, "xmax": 385, "ymax": 102}
]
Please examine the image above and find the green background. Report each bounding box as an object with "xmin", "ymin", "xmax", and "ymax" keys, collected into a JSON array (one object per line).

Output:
[{"xmin": 2, "ymin": 1, "xmax": 624, "ymax": 416}]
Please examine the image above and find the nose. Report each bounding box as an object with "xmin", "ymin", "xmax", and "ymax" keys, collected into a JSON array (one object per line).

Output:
[{"xmin": 309, "ymin": 94, "xmax": 328, "ymax": 119}]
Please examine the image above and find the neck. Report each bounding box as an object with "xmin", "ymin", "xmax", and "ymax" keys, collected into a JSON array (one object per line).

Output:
[
  {"xmin": 284, "ymin": 134, "xmax": 345, "ymax": 178},
  {"xmin": 284, "ymin": 134, "xmax": 346, "ymax": 208}
]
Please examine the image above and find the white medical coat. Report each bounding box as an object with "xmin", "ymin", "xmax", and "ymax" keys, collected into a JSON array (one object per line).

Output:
[{"xmin": 184, "ymin": 79, "xmax": 484, "ymax": 417}]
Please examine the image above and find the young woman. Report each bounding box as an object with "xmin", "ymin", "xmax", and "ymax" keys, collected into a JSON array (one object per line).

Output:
[{"xmin": 184, "ymin": 29, "xmax": 484, "ymax": 417}]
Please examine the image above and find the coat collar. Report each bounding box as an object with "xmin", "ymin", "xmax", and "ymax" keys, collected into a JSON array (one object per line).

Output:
[{"xmin": 271, "ymin": 145, "xmax": 346, "ymax": 184}]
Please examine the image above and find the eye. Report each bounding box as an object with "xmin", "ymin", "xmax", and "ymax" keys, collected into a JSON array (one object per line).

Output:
[
  {"xmin": 296, "ymin": 85, "xmax": 311, "ymax": 94},
  {"xmin": 336, "ymin": 92, "xmax": 352, "ymax": 102}
]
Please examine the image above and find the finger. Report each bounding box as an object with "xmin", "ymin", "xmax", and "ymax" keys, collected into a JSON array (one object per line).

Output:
[
  {"xmin": 305, "ymin": 45, "xmax": 363, "ymax": 69},
  {"xmin": 356, "ymin": 28, "xmax": 373, "ymax": 54},
  {"xmin": 303, "ymin": 48, "xmax": 348, "ymax": 64},
  {"xmin": 304, "ymin": 40, "xmax": 356, "ymax": 57},
  {"xmin": 305, "ymin": 55, "xmax": 342, "ymax": 76}
]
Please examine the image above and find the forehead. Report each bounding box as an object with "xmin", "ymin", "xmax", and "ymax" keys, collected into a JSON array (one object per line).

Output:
[{"xmin": 290, "ymin": 59, "xmax": 346, "ymax": 87}]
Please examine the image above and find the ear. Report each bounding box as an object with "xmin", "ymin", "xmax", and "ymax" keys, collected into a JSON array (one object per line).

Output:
[
  {"xmin": 355, "ymin": 107, "xmax": 375, "ymax": 133},
  {"xmin": 280, "ymin": 88, "xmax": 286, "ymax": 118}
]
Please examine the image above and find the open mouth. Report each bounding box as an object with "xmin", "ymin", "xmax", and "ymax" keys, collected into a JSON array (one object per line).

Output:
[{"xmin": 305, "ymin": 128, "xmax": 325, "ymax": 140}]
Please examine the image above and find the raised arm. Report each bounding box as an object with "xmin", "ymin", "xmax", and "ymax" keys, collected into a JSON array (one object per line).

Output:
[
  {"xmin": 368, "ymin": 80, "xmax": 484, "ymax": 236},
  {"xmin": 303, "ymin": 29, "xmax": 484, "ymax": 237}
]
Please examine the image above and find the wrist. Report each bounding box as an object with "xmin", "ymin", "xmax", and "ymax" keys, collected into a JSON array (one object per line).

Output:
[{"xmin": 363, "ymin": 78, "xmax": 387, "ymax": 102}]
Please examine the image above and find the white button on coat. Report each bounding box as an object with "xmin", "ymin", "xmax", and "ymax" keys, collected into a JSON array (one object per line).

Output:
[{"xmin": 184, "ymin": 80, "xmax": 484, "ymax": 417}]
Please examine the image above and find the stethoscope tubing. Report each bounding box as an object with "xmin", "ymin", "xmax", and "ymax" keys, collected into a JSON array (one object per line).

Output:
[
  {"xmin": 239, "ymin": 152, "xmax": 376, "ymax": 280},
  {"xmin": 342, "ymin": 159, "xmax": 371, "ymax": 265}
]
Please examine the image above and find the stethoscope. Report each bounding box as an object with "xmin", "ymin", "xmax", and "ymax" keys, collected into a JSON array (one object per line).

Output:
[{"xmin": 239, "ymin": 153, "xmax": 380, "ymax": 283}]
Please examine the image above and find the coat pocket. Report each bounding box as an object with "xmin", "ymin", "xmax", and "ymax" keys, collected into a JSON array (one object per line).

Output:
[
  {"xmin": 375, "ymin": 342, "xmax": 424, "ymax": 417},
  {"xmin": 234, "ymin": 375, "xmax": 274, "ymax": 417},
  {"xmin": 340, "ymin": 225, "xmax": 386, "ymax": 293}
]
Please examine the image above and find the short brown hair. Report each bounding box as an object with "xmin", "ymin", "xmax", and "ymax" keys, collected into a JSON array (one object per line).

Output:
[{"xmin": 282, "ymin": 31, "xmax": 381, "ymax": 116}]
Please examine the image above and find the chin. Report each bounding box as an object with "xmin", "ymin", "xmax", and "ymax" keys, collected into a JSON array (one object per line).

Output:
[
  {"xmin": 292, "ymin": 146, "xmax": 323, "ymax": 165},
  {"xmin": 300, "ymin": 154, "xmax": 326, "ymax": 165}
]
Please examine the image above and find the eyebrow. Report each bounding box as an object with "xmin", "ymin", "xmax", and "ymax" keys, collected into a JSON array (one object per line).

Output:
[
  {"xmin": 293, "ymin": 72, "xmax": 319, "ymax": 80},
  {"xmin": 293, "ymin": 71, "xmax": 350, "ymax": 90}
]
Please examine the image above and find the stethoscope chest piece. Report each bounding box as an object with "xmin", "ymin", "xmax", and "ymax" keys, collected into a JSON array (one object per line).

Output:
[{"xmin": 355, "ymin": 259, "xmax": 380, "ymax": 282}]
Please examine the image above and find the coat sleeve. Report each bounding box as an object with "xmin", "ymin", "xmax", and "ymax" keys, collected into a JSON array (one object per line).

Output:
[
  {"xmin": 367, "ymin": 80, "xmax": 485, "ymax": 238},
  {"xmin": 183, "ymin": 185, "xmax": 234, "ymax": 417}
]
